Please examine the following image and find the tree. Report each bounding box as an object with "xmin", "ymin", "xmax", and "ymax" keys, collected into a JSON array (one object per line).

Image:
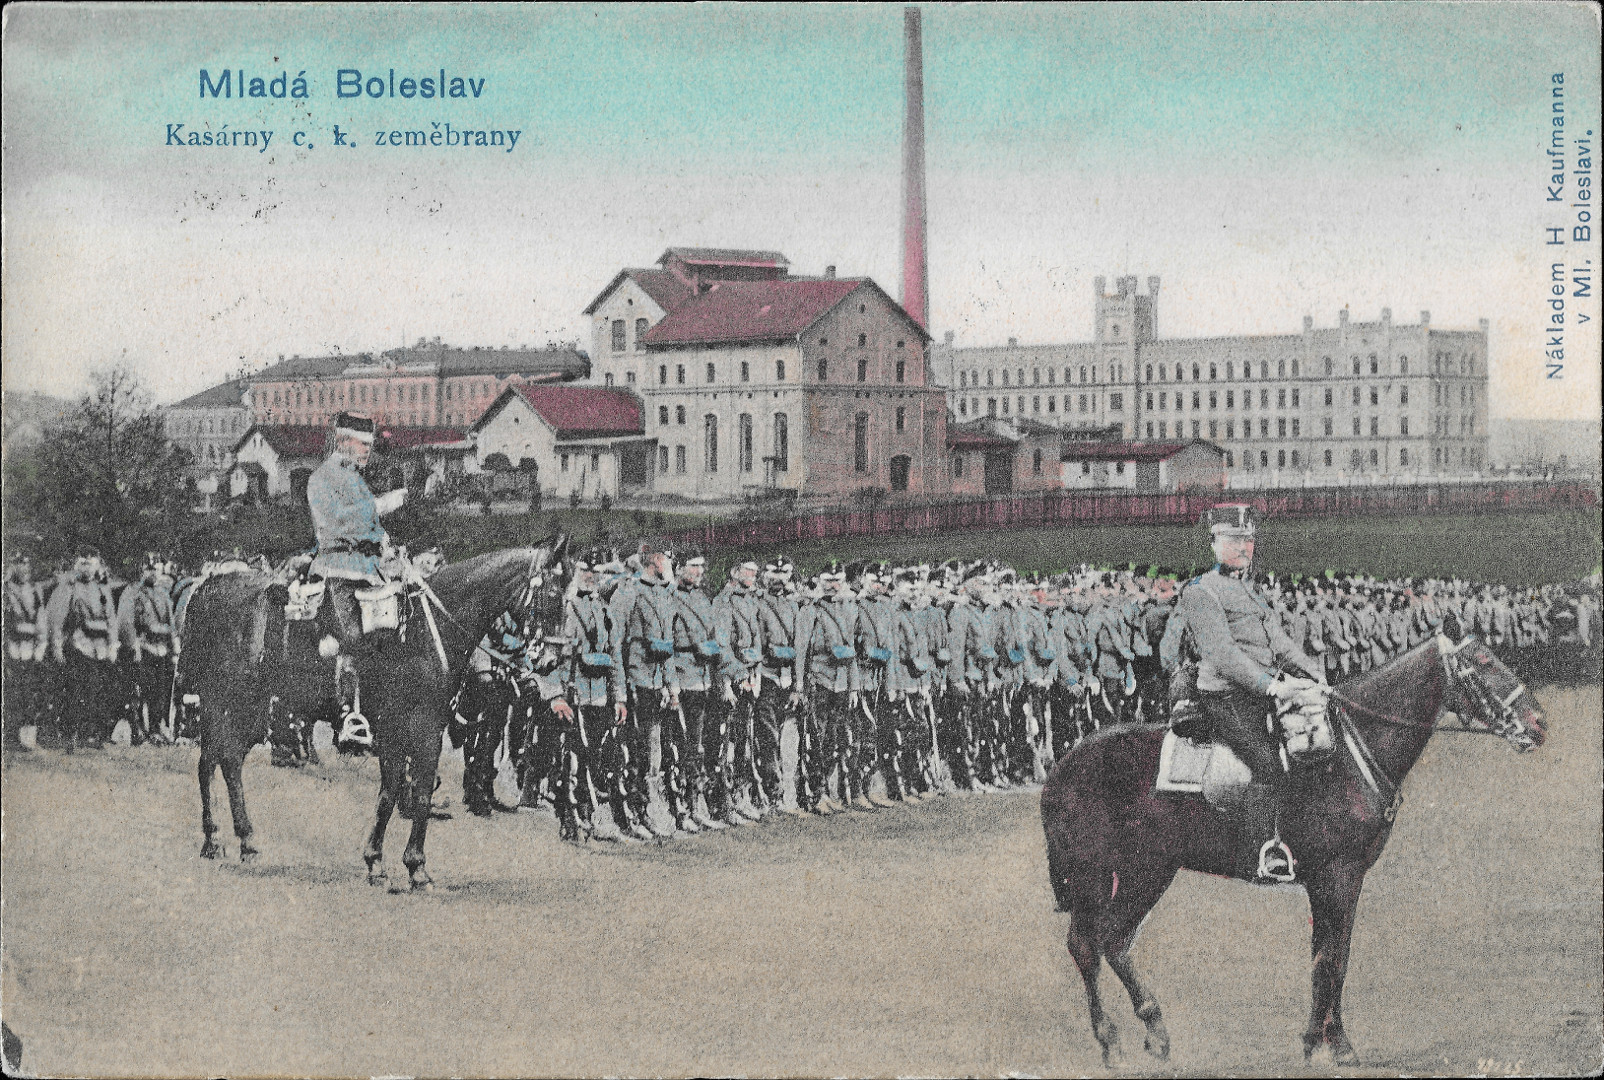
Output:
[{"xmin": 2, "ymin": 365, "xmax": 192, "ymax": 575}]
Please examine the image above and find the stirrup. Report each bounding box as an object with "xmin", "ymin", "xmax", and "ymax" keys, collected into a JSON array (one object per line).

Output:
[
  {"xmin": 1256, "ymin": 838, "xmax": 1296, "ymax": 883},
  {"xmin": 339, "ymin": 710, "xmax": 373, "ymax": 746}
]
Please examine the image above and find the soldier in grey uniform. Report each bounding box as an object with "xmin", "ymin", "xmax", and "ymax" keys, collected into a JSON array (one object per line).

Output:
[
  {"xmin": 43, "ymin": 550, "xmax": 121, "ymax": 749},
  {"xmin": 558, "ymin": 550, "xmax": 630, "ymax": 842},
  {"xmin": 115, "ymin": 557, "xmax": 178, "ymax": 747},
  {"xmin": 1171, "ymin": 504, "xmax": 1328, "ymax": 882},
  {"xmin": 669, "ymin": 551, "xmax": 738, "ymax": 831},
  {"xmin": 753, "ymin": 560, "xmax": 801, "ymax": 813},
  {"xmin": 4, "ymin": 555, "xmax": 47, "ymax": 750},
  {"xmin": 795, "ymin": 566, "xmax": 864, "ymax": 813},
  {"xmin": 714, "ymin": 559, "xmax": 767, "ymax": 821},
  {"xmin": 616, "ymin": 544, "xmax": 681, "ymax": 839},
  {"xmin": 854, "ymin": 565, "xmax": 901, "ymax": 807}
]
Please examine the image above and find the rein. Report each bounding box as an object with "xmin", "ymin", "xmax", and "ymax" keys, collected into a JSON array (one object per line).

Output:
[
  {"xmin": 1326, "ymin": 635, "xmax": 1501, "ymax": 735},
  {"xmin": 1324, "ymin": 634, "xmax": 1513, "ymax": 823},
  {"xmin": 411, "ymin": 549, "xmax": 557, "ymax": 675}
]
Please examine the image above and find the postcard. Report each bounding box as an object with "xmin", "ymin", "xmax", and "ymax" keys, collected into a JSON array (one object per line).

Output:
[{"xmin": 2, "ymin": 4, "xmax": 1599, "ymax": 1077}]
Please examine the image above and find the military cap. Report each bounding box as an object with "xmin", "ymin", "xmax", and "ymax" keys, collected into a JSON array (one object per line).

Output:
[
  {"xmin": 333, "ymin": 411, "xmax": 376, "ymax": 442},
  {"xmin": 1205, "ymin": 503, "xmax": 1257, "ymax": 536}
]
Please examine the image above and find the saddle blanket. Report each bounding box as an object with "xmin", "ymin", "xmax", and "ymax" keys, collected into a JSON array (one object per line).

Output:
[{"xmin": 1154, "ymin": 729, "xmax": 1251, "ymax": 796}]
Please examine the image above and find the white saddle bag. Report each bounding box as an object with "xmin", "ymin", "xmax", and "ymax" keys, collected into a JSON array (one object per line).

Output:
[{"xmin": 354, "ymin": 581, "xmax": 404, "ymax": 634}]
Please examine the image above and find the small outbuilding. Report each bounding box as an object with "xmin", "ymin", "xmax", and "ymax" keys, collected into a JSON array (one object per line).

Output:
[
  {"xmin": 1060, "ymin": 440, "xmax": 1227, "ymax": 493},
  {"xmin": 471, "ymin": 385, "xmax": 653, "ymax": 501}
]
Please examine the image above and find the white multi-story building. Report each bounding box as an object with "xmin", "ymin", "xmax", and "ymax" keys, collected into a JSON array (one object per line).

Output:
[{"xmin": 931, "ymin": 275, "xmax": 1492, "ymax": 484}]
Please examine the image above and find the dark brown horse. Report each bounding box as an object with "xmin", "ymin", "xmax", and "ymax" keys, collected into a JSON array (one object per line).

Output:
[
  {"xmin": 1040, "ymin": 632, "xmax": 1546, "ymax": 1067},
  {"xmin": 182, "ymin": 538, "xmax": 568, "ymax": 890}
]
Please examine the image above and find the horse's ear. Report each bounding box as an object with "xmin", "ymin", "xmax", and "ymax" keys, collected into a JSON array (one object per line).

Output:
[{"xmin": 551, "ymin": 532, "xmax": 569, "ymax": 563}]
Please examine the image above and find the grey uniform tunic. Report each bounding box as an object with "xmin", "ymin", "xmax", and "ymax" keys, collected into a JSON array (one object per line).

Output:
[
  {"xmin": 563, "ymin": 590, "xmax": 625, "ymax": 708},
  {"xmin": 755, "ymin": 589, "xmax": 800, "ymax": 688},
  {"xmin": 795, "ymin": 595, "xmax": 863, "ymax": 694},
  {"xmin": 1172, "ymin": 568, "xmax": 1320, "ymax": 695}
]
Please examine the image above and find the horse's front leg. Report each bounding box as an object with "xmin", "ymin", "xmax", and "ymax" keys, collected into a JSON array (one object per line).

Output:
[
  {"xmin": 1303, "ymin": 860, "xmax": 1367, "ymax": 1065},
  {"xmin": 219, "ymin": 757, "xmax": 258, "ymax": 862},
  {"xmin": 364, "ymin": 752, "xmax": 402, "ymax": 885},
  {"xmin": 401, "ymin": 741, "xmax": 443, "ymax": 892},
  {"xmin": 198, "ymin": 751, "xmax": 222, "ymax": 859}
]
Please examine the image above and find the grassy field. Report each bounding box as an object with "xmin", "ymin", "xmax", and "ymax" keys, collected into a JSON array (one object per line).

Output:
[
  {"xmin": 77, "ymin": 500, "xmax": 1601, "ymax": 586},
  {"xmin": 2, "ymin": 684, "xmax": 1598, "ymax": 1076},
  {"xmin": 712, "ymin": 508, "xmax": 1604, "ymax": 585}
]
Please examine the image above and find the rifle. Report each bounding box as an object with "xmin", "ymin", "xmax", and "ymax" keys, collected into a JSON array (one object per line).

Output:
[
  {"xmin": 162, "ymin": 641, "xmax": 180, "ymax": 744},
  {"xmin": 1036, "ymin": 686, "xmax": 1054, "ymax": 782}
]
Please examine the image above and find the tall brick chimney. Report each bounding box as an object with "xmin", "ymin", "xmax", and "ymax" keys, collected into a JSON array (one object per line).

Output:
[{"xmin": 900, "ymin": 7, "xmax": 929, "ymax": 329}]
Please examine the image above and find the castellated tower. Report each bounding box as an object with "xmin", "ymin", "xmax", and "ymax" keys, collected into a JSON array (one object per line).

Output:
[{"xmin": 1094, "ymin": 274, "xmax": 1160, "ymax": 346}]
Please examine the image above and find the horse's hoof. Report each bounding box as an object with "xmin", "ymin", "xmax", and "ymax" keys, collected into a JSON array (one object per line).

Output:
[
  {"xmin": 1096, "ymin": 1023, "xmax": 1123, "ymax": 1067},
  {"xmin": 239, "ymin": 846, "xmax": 259, "ymax": 864},
  {"xmin": 1143, "ymin": 1032, "xmax": 1170, "ymax": 1061},
  {"xmin": 409, "ymin": 869, "xmax": 434, "ymax": 892},
  {"xmin": 1331, "ymin": 1042, "xmax": 1360, "ymax": 1066},
  {"xmin": 367, "ymin": 868, "xmax": 388, "ymax": 886},
  {"xmin": 200, "ymin": 842, "xmax": 222, "ymax": 860}
]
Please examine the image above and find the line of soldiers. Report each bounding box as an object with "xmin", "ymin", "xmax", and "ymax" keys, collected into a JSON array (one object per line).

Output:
[
  {"xmin": 3, "ymin": 551, "xmax": 180, "ymax": 752},
  {"xmin": 449, "ymin": 545, "xmax": 1603, "ymax": 844},
  {"xmin": 6, "ymin": 544, "xmax": 1598, "ymax": 818}
]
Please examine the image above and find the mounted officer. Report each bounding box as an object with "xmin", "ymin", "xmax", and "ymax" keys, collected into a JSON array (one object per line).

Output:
[
  {"xmin": 306, "ymin": 412, "xmax": 406, "ymax": 658},
  {"xmin": 1171, "ymin": 504, "xmax": 1328, "ymax": 883}
]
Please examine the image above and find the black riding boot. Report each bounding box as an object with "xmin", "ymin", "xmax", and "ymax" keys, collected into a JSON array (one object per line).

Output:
[{"xmin": 1238, "ymin": 782, "xmax": 1294, "ymax": 882}]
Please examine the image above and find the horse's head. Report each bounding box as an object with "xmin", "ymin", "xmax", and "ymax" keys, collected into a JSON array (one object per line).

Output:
[
  {"xmin": 512, "ymin": 533, "xmax": 572, "ymax": 671},
  {"xmin": 1439, "ymin": 634, "xmax": 1547, "ymax": 752}
]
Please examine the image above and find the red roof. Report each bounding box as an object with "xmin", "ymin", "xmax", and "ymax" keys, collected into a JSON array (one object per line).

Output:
[
  {"xmin": 582, "ymin": 268, "xmax": 697, "ymax": 316},
  {"xmin": 495, "ymin": 386, "xmax": 643, "ymax": 440},
  {"xmin": 1061, "ymin": 441, "xmax": 1204, "ymax": 463},
  {"xmin": 947, "ymin": 426, "xmax": 1014, "ymax": 450},
  {"xmin": 658, "ymin": 246, "xmax": 789, "ymax": 269},
  {"xmin": 234, "ymin": 425, "xmax": 327, "ymax": 458},
  {"xmin": 643, "ymin": 278, "xmax": 874, "ymax": 346}
]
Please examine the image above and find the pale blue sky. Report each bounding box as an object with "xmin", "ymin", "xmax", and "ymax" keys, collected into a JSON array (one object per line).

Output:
[{"xmin": 2, "ymin": 2, "xmax": 1599, "ymax": 418}]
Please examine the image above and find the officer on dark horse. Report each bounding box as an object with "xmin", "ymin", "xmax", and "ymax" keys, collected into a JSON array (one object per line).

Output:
[
  {"xmin": 1042, "ymin": 504, "xmax": 1547, "ymax": 1068},
  {"xmin": 186, "ymin": 411, "xmax": 571, "ymax": 890},
  {"xmin": 1170, "ymin": 504, "xmax": 1330, "ymax": 881}
]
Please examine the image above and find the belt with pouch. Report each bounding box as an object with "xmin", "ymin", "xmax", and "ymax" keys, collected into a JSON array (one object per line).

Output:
[{"xmin": 322, "ymin": 540, "xmax": 382, "ymax": 558}]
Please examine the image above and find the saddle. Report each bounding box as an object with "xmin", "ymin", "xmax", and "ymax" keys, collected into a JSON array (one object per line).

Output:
[
  {"xmin": 1153, "ymin": 730, "xmax": 1253, "ymax": 808},
  {"xmin": 1156, "ymin": 696, "xmax": 1336, "ymax": 809}
]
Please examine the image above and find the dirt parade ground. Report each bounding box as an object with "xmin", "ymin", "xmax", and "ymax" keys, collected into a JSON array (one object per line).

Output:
[{"xmin": 1, "ymin": 685, "xmax": 1599, "ymax": 1078}]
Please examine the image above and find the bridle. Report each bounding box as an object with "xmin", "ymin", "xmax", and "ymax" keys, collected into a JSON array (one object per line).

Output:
[
  {"xmin": 1325, "ymin": 634, "xmax": 1536, "ymax": 823},
  {"xmin": 413, "ymin": 547, "xmax": 566, "ymax": 675},
  {"xmin": 1327, "ymin": 634, "xmax": 1529, "ymax": 738}
]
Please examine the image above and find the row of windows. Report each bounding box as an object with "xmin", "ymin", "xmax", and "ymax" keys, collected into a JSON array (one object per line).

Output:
[
  {"xmin": 559, "ymin": 451, "xmax": 604, "ymax": 475},
  {"xmin": 956, "ymin": 392, "xmax": 1124, "ymax": 419},
  {"xmin": 653, "ymin": 355, "xmax": 920, "ymax": 387},
  {"xmin": 658, "ymin": 413, "xmax": 790, "ymax": 476},
  {"xmin": 1138, "ymin": 415, "xmax": 1448, "ymax": 441},
  {"xmin": 610, "ymin": 317, "xmax": 651, "ymax": 353},
  {"xmin": 173, "ymin": 415, "xmax": 244, "ymax": 437},
  {"xmin": 265, "ymin": 378, "xmax": 498, "ymax": 411},
  {"xmin": 953, "ymin": 385, "xmax": 1481, "ymax": 426},
  {"xmin": 955, "ymin": 350, "xmax": 1482, "ymax": 390},
  {"xmin": 959, "ymin": 363, "xmax": 1126, "ymax": 389},
  {"xmin": 262, "ymin": 409, "xmax": 437, "ymax": 428}
]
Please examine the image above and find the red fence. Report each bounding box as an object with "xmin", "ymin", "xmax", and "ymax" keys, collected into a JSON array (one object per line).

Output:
[{"xmin": 649, "ymin": 481, "xmax": 1598, "ymax": 553}]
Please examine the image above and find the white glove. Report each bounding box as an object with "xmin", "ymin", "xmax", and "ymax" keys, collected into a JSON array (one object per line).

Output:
[{"xmin": 375, "ymin": 489, "xmax": 406, "ymax": 516}]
